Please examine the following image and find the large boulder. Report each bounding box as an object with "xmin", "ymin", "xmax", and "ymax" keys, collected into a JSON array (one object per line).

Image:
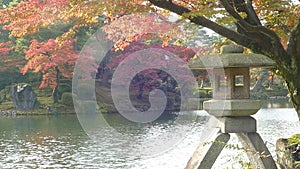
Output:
[
  {"xmin": 11, "ymin": 83, "xmax": 37, "ymax": 110},
  {"xmin": 276, "ymin": 137, "xmax": 300, "ymax": 169}
]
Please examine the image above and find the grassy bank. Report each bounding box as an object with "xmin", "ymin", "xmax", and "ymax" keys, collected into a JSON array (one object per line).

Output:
[{"xmin": 0, "ymin": 96, "xmax": 75, "ymax": 116}]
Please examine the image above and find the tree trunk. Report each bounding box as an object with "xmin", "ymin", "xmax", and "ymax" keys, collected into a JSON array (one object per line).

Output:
[
  {"xmin": 285, "ymin": 76, "xmax": 300, "ymax": 119},
  {"xmin": 285, "ymin": 19, "xmax": 300, "ymax": 119},
  {"xmin": 52, "ymin": 67, "xmax": 60, "ymax": 104},
  {"xmin": 52, "ymin": 85, "xmax": 59, "ymax": 104}
]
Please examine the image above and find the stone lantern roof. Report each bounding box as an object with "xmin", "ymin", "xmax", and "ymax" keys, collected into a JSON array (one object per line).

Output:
[
  {"xmin": 189, "ymin": 45, "xmax": 276, "ymax": 69},
  {"xmin": 188, "ymin": 45, "xmax": 277, "ymax": 112}
]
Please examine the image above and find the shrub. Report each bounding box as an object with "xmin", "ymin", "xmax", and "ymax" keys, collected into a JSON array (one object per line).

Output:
[
  {"xmin": 77, "ymin": 100, "xmax": 97, "ymax": 114},
  {"xmin": 61, "ymin": 92, "xmax": 74, "ymax": 106},
  {"xmin": 76, "ymin": 83, "xmax": 95, "ymax": 100},
  {"xmin": 58, "ymin": 82, "xmax": 72, "ymax": 99}
]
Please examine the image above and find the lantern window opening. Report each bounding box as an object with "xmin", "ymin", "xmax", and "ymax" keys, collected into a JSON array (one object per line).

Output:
[{"xmin": 234, "ymin": 75, "xmax": 244, "ymax": 87}]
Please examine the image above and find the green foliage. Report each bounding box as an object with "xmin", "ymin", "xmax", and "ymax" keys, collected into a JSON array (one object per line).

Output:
[
  {"xmin": 74, "ymin": 25, "xmax": 103, "ymax": 50},
  {"xmin": 8, "ymin": 0, "xmax": 20, "ymax": 7},
  {"xmin": 0, "ymin": 87, "xmax": 10, "ymax": 103},
  {"xmin": 57, "ymin": 78, "xmax": 72, "ymax": 98},
  {"xmin": 39, "ymin": 24, "xmax": 72, "ymax": 40},
  {"xmin": 250, "ymin": 85, "xmax": 288, "ymax": 100},
  {"xmin": 77, "ymin": 100, "xmax": 97, "ymax": 114},
  {"xmin": 0, "ymin": 0, "xmax": 14, "ymax": 8},
  {"xmin": 97, "ymin": 102, "xmax": 108, "ymax": 113},
  {"xmin": 61, "ymin": 92, "xmax": 74, "ymax": 106},
  {"xmin": 0, "ymin": 25, "xmax": 10, "ymax": 42},
  {"xmin": 36, "ymin": 96, "xmax": 53, "ymax": 105},
  {"xmin": 0, "ymin": 70, "xmax": 39, "ymax": 90},
  {"xmin": 76, "ymin": 82, "xmax": 95, "ymax": 100},
  {"xmin": 288, "ymin": 134, "xmax": 300, "ymax": 146},
  {"xmin": 0, "ymin": 101, "xmax": 13, "ymax": 110},
  {"xmin": 35, "ymin": 87, "xmax": 53, "ymax": 97},
  {"xmin": 198, "ymin": 88, "xmax": 212, "ymax": 98},
  {"xmin": 14, "ymin": 37, "xmax": 29, "ymax": 55}
]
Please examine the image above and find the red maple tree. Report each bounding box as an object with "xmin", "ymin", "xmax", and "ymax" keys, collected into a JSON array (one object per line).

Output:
[
  {"xmin": 21, "ymin": 39, "xmax": 78, "ymax": 89},
  {"xmin": 0, "ymin": 41, "xmax": 20, "ymax": 72},
  {"xmin": 98, "ymin": 41, "xmax": 198, "ymax": 99},
  {"xmin": 0, "ymin": 41, "xmax": 12, "ymax": 58}
]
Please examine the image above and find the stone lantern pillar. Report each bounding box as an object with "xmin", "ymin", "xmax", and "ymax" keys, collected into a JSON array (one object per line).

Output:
[{"xmin": 187, "ymin": 45, "xmax": 277, "ymax": 169}]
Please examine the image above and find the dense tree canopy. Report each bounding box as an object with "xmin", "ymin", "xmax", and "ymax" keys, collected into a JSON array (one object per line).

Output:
[
  {"xmin": 0, "ymin": 41, "xmax": 11, "ymax": 58},
  {"xmin": 0, "ymin": 0, "xmax": 299, "ymax": 116}
]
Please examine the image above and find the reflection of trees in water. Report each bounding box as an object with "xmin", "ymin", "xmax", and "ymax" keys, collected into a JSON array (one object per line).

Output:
[
  {"xmin": 260, "ymin": 99, "xmax": 292, "ymax": 108},
  {"xmin": 102, "ymin": 111, "xmax": 180, "ymax": 134}
]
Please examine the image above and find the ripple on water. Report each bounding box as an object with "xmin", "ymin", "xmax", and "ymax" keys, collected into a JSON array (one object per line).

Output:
[{"xmin": 0, "ymin": 109, "xmax": 299, "ymax": 168}]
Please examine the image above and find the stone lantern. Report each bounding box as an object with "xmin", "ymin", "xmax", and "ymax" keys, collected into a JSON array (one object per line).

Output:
[{"xmin": 187, "ymin": 45, "xmax": 277, "ymax": 169}]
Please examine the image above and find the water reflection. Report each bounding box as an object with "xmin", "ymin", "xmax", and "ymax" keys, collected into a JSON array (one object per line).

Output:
[
  {"xmin": 0, "ymin": 108, "xmax": 299, "ymax": 168},
  {"xmin": 260, "ymin": 99, "xmax": 293, "ymax": 108}
]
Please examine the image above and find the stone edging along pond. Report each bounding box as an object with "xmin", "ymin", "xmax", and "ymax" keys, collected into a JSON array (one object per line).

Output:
[
  {"xmin": 0, "ymin": 110, "xmax": 17, "ymax": 117},
  {"xmin": 0, "ymin": 109, "xmax": 76, "ymax": 117}
]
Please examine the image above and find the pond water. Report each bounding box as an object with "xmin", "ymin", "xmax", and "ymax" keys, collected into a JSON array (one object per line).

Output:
[{"xmin": 0, "ymin": 101, "xmax": 299, "ymax": 169}]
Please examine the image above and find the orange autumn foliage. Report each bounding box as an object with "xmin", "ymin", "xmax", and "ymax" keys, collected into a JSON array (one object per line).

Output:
[{"xmin": 21, "ymin": 39, "xmax": 78, "ymax": 88}]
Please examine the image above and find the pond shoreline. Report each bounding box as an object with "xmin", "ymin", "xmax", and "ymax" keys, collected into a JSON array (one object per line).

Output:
[
  {"xmin": 0, "ymin": 98, "xmax": 293, "ymax": 117},
  {"xmin": 0, "ymin": 109, "xmax": 76, "ymax": 117},
  {"xmin": 0, "ymin": 109, "xmax": 182, "ymax": 117}
]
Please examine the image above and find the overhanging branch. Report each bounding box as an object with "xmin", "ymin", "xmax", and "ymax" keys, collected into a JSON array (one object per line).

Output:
[
  {"xmin": 148, "ymin": 0, "xmax": 253, "ymax": 48},
  {"xmin": 244, "ymin": 0, "xmax": 261, "ymax": 25},
  {"xmin": 149, "ymin": 0, "xmax": 288, "ymax": 66},
  {"xmin": 220, "ymin": 0, "xmax": 281, "ymax": 44}
]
